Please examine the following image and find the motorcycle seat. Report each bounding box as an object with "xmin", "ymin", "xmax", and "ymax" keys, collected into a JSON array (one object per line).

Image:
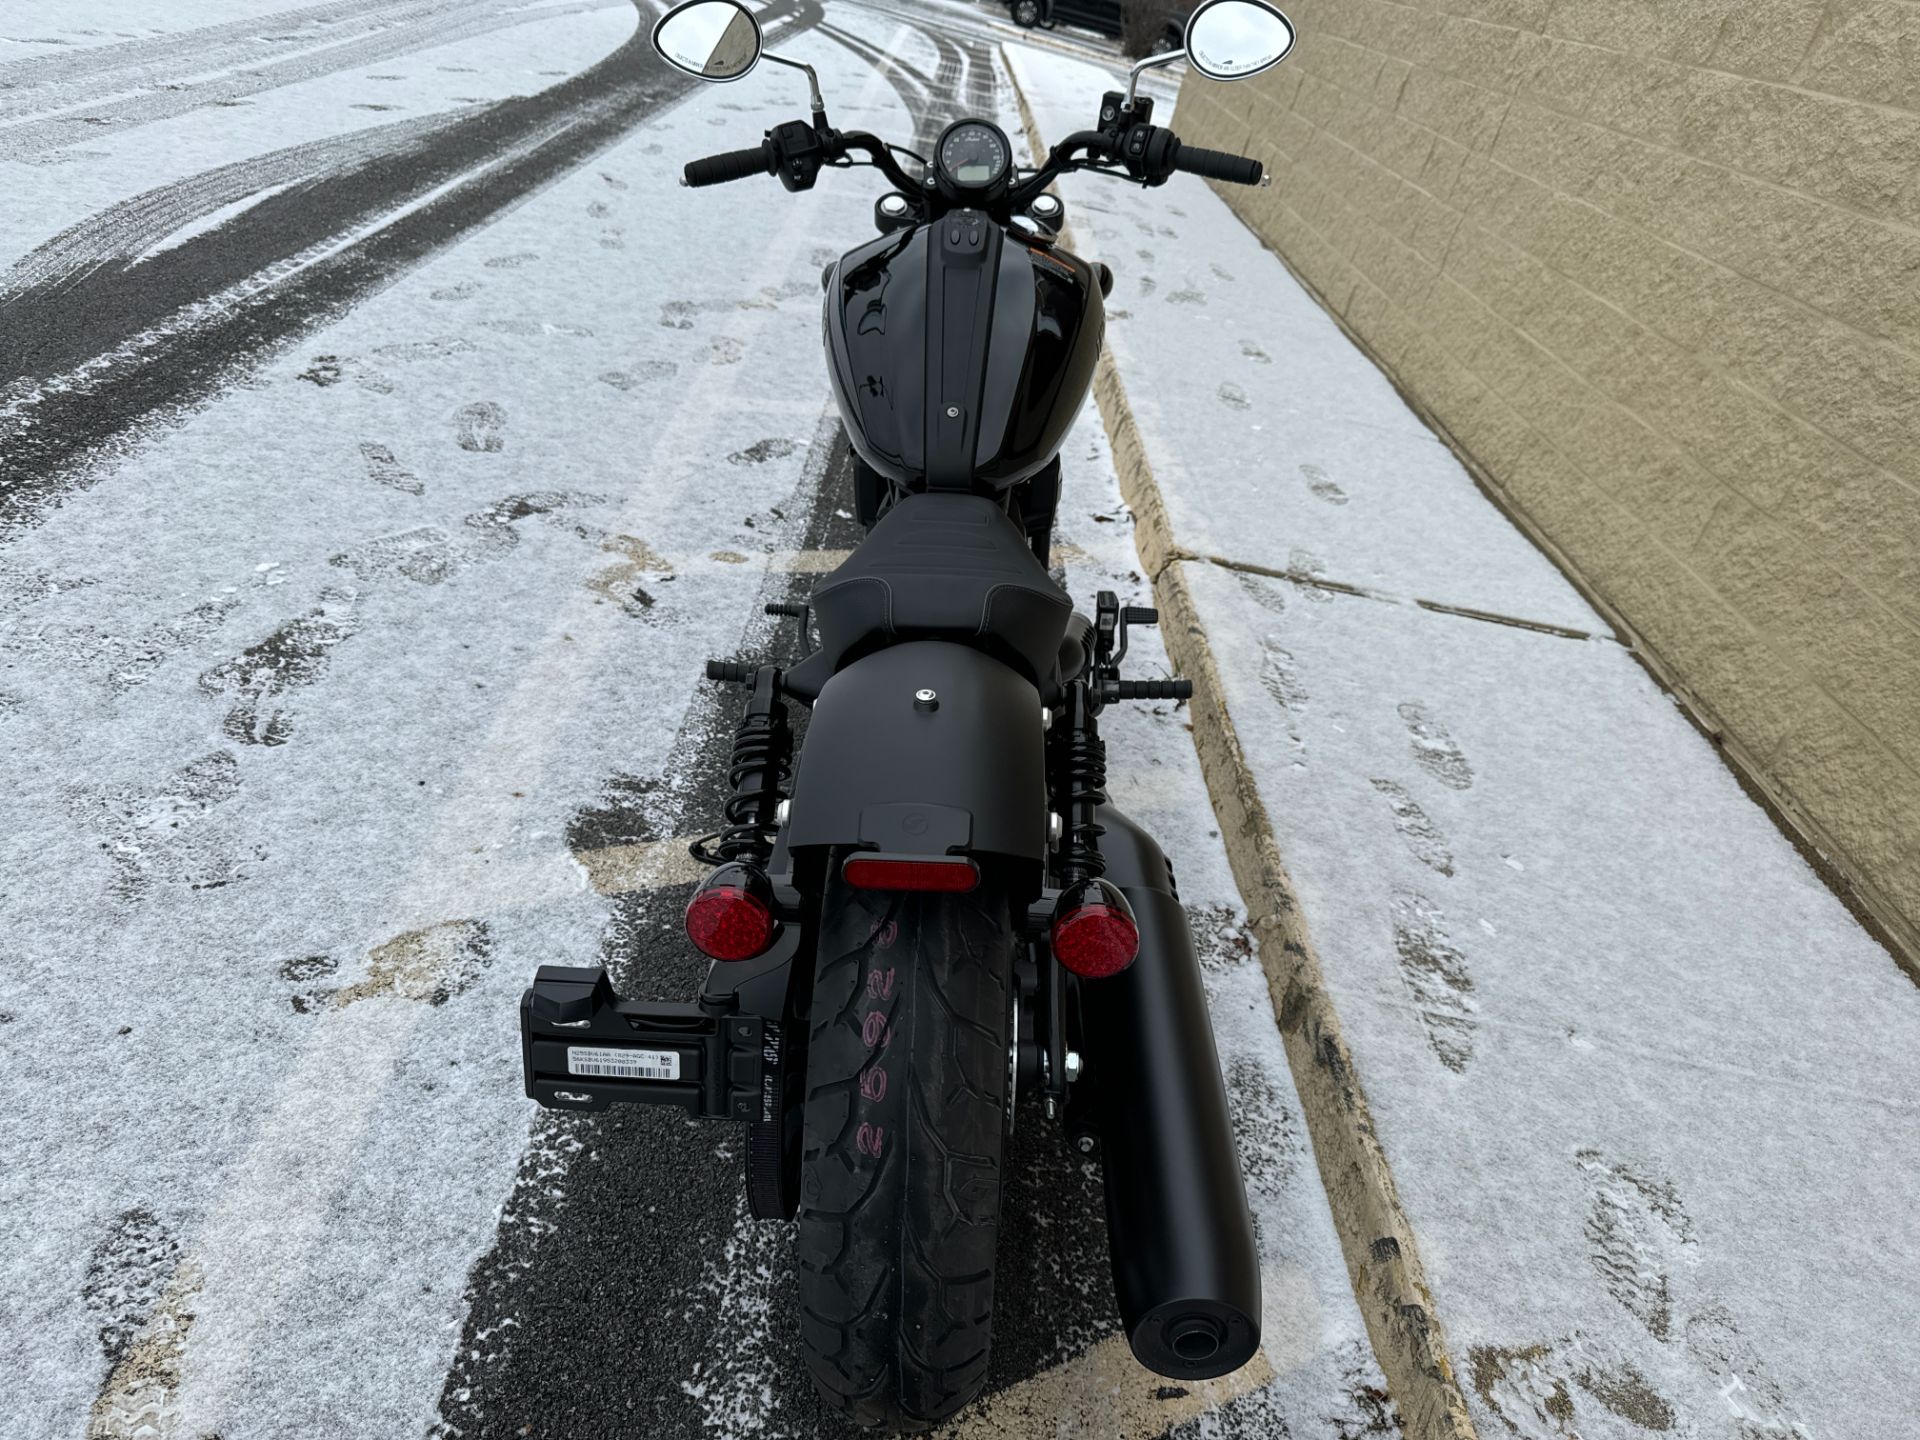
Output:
[{"xmin": 784, "ymin": 492, "xmax": 1073, "ymax": 700}]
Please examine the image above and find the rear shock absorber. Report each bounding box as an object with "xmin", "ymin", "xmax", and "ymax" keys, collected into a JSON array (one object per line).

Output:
[
  {"xmin": 1053, "ymin": 679, "xmax": 1108, "ymax": 887},
  {"xmin": 695, "ymin": 663, "xmax": 792, "ymax": 869}
]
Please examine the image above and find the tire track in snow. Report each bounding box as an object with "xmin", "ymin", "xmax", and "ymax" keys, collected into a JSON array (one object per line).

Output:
[
  {"xmin": 0, "ymin": 0, "xmax": 425, "ymax": 101},
  {"xmin": 0, "ymin": 112, "xmax": 468, "ymax": 297},
  {"xmin": 0, "ymin": 0, "xmax": 821, "ymax": 544},
  {"xmin": 814, "ymin": 23, "xmax": 939, "ymax": 157},
  {"xmin": 0, "ymin": 0, "xmax": 619, "ymax": 160}
]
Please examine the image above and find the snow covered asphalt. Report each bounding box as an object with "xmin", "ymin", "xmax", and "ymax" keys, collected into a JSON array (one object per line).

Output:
[{"xmin": 1, "ymin": 4, "xmax": 1377, "ymax": 1437}]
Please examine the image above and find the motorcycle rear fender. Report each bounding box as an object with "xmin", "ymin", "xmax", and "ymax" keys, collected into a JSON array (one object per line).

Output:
[{"xmin": 785, "ymin": 641, "xmax": 1047, "ymax": 872}]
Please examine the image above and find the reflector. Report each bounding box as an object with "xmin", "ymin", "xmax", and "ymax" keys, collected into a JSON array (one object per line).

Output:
[
  {"xmin": 685, "ymin": 882, "xmax": 774, "ymax": 960},
  {"xmin": 843, "ymin": 856, "xmax": 980, "ymax": 892},
  {"xmin": 1052, "ymin": 897, "xmax": 1140, "ymax": 978}
]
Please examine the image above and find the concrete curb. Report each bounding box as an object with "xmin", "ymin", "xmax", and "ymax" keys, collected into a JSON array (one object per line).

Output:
[{"xmin": 1004, "ymin": 54, "xmax": 1480, "ymax": 1440}]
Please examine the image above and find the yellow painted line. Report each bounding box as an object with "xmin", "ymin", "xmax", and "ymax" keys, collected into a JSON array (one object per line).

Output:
[
  {"xmin": 574, "ymin": 838, "xmax": 708, "ymax": 896},
  {"xmin": 769, "ymin": 547, "xmax": 850, "ymax": 573},
  {"xmin": 935, "ymin": 1333, "xmax": 1275, "ymax": 1439}
]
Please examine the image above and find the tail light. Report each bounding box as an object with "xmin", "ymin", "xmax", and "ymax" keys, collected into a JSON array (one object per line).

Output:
[
  {"xmin": 1051, "ymin": 878, "xmax": 1139, "ymax": 978},
  {"xmin": 685, "ymin": 863, "xmax": 776, "ymax": 961},
  {"xmin": 843, "ymin": 855, "xmax": 980, "ymax": 892}
]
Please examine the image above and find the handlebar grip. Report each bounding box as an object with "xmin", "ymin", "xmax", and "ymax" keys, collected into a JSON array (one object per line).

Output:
[
  {"xmin": 1172, "ymin": 142, "xmax": 1264, "ymax": 186},
  {"xmin": 683, "ymin": 142, "xmax": 773, "ymax": 188}
]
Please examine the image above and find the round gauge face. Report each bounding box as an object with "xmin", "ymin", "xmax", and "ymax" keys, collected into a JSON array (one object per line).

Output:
[{"xmin": 938, "ymin": 121, "xmax": 1010, "ymax": 190}]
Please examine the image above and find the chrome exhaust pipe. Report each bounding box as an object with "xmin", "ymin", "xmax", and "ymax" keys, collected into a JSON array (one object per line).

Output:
[{"xmin": 1080, "ymin": 805, "xmax": 1261, "ymax": 1379}]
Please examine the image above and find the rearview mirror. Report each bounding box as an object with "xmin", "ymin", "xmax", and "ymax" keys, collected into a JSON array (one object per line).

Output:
[
  {"xmin": 651, "ymin": 0, "xmax": 763, "ymax": 82},
  {"xmin": 1183, "ymin": 0, "xmax": 1295, "ymax": 81}
]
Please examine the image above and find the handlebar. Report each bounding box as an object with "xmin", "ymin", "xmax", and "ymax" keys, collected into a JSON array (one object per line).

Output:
[
  {"xmin": 1171, "ymin": 142, "xmax": 1263, "ymax": 187},
  {"xmin": 683, "ymin": 142, "xmax": 774, "ymax": 188},
  {"xmin": 681, "ymin": 121, "xmax": 1265, "ymax": 201}
]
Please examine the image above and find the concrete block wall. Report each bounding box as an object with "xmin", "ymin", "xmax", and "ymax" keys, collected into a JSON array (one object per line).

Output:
[{"xmin": 1175, "ymin": 0, "xmax": 1920, "ymax": 962}]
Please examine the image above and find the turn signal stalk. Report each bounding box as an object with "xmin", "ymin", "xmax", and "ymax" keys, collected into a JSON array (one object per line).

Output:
[
  {"xmin": 1051, "ymin": 877, "xmax": 1139, "ymax": 978},
  {"xmin": 685, "ymin": 862, "xmax": 777, "ymax": 961}
]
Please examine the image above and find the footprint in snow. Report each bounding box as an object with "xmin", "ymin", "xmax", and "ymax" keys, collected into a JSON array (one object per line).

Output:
[
  {"xmin": 1683, "ymin": 1306, "xmax": 1808, "ymax": 1435},
  {"xmin": 599, "ymin": 361, "xmax": 678, "ymax": 390},
  {"xmin": 1166, "ymin": 288, "xmax": 1205, "ymax": 305},
  {"xmin": 282, "ymin": 953, "xmax": 340, "ymax": 1012},
  {"xmin": 729, "ymin": 437, "xmax": 798, "ymax": 465},
  {"xmin": 82, "ymin": 1208, "xmax": 184, "ymax": 1368},
  {"xmin": 1469, "ymin": 1335, "xmax": 1678, "ymax": 1438},
  {"xmin": 429, "ymin": 280, "xmax": 477, "ymax": 301},
  {"xmin": 1370, "ymin": 779, "xmax": 1453, "ymax": 876},
  {"xmin": 1300, "ymin": 462, "xmax": 1348, "ymax": 505},
  {"xmin": 1217, "ymin": 382, "xmax": 1250, "ymax": 411},
  {"xmin": 481, "ymin": 319, "xmax": 592, "ymax": 338},
  {"xmin": 360, "ymin": 440, "xmax": 423, "ymax": 494},
  {"xmin": 66, "ymin": 750, "xmax": 249, "ymax": 901},
  {"xmin": 1234, "ymin": 570, "xmax": 1287, "ymax": 615},
  {"xmin": 1289, "ymin": 548, "xmax": 1333, "ymax": 603},
  {"xmin": 371, "ymin": 337, "xmax": 473, "ymax": 364},
  {"xmin": 482, "ymin": 251, "xmax": 537, "ymax": 269},
  {"xmin": 1398, "ymin": 700, "xmax": 1474, "ymax": 789},
  {"xmin": 454, "ymin": 400, "xmax": 506, "ymax": 452},
  {"xmin": 701, "ymin": 336, "xmax": 745, "ymax": 365},
  {"xmin": 1391, "ymin": 889, "xmax": 1476, "ymax": 1072},
  {"xmin": 1576, "ymin": 1149, "xmax": 1697, "ymax": 1342},
  {"xmin": 1241, "ymin": 340, "xmax": 1271, "ymax": 363},
  {"xmin": 199, "ymin": 594, "xmax": 358, "ymax": 747},
  {"xmin": 296, "ymin": 353, "xmax": 392, "ymax": 393}
]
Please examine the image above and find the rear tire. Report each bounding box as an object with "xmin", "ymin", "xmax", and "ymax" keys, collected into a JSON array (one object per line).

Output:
[
  {"xmin": 795, "ymin": 864, "xmax": 1015, "ymax": 1431},
  {"xmin": 1011, "ymin": 0, "xmax": 1041, "ymax": 28}
]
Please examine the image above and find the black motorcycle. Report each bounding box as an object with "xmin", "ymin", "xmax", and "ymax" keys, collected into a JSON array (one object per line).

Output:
[{"xmin": 519, "ymin": 0, "xmax": 1296, "ymax": 1428}]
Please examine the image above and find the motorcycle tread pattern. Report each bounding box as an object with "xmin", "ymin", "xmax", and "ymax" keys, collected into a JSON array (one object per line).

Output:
[{"xmin": 795, "ymin": 865, "xmax": 1013, "ymax": 1431}]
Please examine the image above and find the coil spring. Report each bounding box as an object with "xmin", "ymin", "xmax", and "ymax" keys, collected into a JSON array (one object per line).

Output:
[
  {"xmin": 697, "ymin": 706, "xmax": 791, "ymax": 867},
  {"xmin": 1057, "ymin": 722, "xmax": 1108, "ymax": 881}
]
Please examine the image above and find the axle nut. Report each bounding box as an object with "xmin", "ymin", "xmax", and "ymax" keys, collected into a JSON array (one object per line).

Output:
[{"xmin": 914, "ymin": 688, "xmax": 938, "ymax": 710}]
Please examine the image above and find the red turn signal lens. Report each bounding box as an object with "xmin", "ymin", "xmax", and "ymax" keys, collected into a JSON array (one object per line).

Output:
[
  {"xmin": 1051, "ymin": 879, "xmax": 1139, "ymax": 978},
  {"xmin": 843, "ymin": 856, "xmax": 980, "ymax": 892},
  {"xmin": 685, "ymin": 867, "xmax": 775, "ymax": 961}
]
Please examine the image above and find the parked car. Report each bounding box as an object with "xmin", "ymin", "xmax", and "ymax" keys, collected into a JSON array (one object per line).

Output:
[
  {"xmin": 1161, "ymin": 5, "xmax": 1195, "ymax": 51},
  {"xmin": 1007, "ymin": 0, "xmax": 1123, "ymax": 38}
]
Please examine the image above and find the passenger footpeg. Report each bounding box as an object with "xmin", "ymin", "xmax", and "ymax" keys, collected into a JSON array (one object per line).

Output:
[{"xmin": 1092, "ymin": 592, "xmax": 1193, "ymax": 704}]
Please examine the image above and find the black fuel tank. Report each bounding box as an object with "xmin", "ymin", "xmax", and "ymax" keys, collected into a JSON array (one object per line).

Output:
[{"xmin": 823, "ymin": 217, "xmax": 1104, "ymax": 491}]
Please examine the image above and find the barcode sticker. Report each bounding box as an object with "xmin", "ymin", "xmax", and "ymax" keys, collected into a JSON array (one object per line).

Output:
[{"xmin": 567, "ymin": 1046, "xmax": 680, "ymax": 1081}]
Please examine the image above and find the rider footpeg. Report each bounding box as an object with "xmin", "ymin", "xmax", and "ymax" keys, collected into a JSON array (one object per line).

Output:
[{"xmin": 1104, "ymin": 678, "xmax": 1193, "ymax": 703}]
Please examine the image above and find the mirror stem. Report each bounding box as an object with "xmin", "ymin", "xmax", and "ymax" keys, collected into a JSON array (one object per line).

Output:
[
  {"xmin": 764, "ymin": 50, "xmax": 825, "ymax": 116},
  {"xmin": 1121, "ymin": 48, "xmax": 1185, "ymax": 112}
]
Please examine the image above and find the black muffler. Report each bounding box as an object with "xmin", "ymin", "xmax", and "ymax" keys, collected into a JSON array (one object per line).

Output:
[{"xmin": 1079, "ymin": 805, "xmax": 1262, "ymax": 1380}]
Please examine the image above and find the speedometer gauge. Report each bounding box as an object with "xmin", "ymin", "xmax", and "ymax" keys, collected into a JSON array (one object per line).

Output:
[{"xmin": 936, "ymin": 120, "xmax": 1011, "ymax": 192}]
